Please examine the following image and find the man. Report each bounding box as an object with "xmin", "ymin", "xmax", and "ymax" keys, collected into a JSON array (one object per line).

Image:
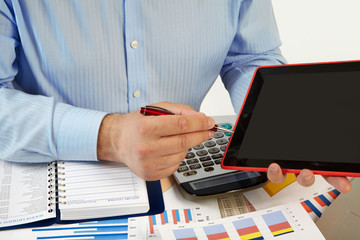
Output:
[{"xmin": 0, "ymin": 0, "xmax": 351, "ymax": 192}]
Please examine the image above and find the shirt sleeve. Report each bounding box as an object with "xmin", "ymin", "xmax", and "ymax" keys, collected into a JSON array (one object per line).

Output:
[
  {"xmin": 0, "ymin": 1, "xmax": 107, "ymax": 163},
  {"xmin": 220, "ymin": 0, "xmax": 287, "ymax": 114}
]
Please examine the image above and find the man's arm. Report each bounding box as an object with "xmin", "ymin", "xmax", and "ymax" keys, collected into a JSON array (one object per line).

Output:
[
  {"xmin": 220, "ymin": 0, "xmax": 287, "ymax": 114},
  {"xmin": 1, "ymin": 2, "xmax": 217, "ymax": 182},
  {"xmin": 0, "ymin": 1, "xmax": 107, "ymax": 163}
]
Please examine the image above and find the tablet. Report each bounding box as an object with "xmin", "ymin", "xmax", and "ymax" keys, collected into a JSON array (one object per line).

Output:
[{"xmin": 221, "ymin": 61, "xmax": 360, "ymax": 177}]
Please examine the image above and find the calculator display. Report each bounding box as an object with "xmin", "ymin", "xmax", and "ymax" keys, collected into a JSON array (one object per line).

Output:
[{"xmin": 189, "ymin": 171, "xmax": 261, "ymax": 190}]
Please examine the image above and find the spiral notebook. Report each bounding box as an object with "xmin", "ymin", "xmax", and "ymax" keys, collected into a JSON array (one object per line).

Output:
[{"xmin": 0, "ymin": 160, "xmax": 164, "ymax": 230}]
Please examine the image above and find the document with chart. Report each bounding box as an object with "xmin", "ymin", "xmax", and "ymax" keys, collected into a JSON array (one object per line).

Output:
[{"xmin": 157, "ymin": 202, "xmax": 324, "ymax": 239}]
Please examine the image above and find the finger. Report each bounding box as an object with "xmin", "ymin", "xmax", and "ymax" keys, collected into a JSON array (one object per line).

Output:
[
  {"xmin": 151, "ymin": 102, "xmax": 198, "ymax": 115},
  {"xmin": 140, "ymin": 114, "xmax": 215, "ymax": 137},
  {"xmin": 267, "ymin": 163, "xmax": 287, "ymax": 183},
  {"xmin": 173, "ymin": 108, "xmax": 205, "ymax": 116},
  {"xmin": 154, "ymin": 130, "xmax": 214, "ymax": 156},
  {"xmin": 323, "ymin": 176, "xmax": 352, "ymax": 193},
  {"xmin": 296, "ymin": 169, "xmax": 315, "ymax": 187},
  {"xmin": 152, "ymin": 102, "xmax": 203, "ymax": 116}
]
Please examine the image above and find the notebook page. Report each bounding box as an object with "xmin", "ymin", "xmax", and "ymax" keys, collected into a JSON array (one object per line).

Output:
[
  {"xmin": 58, "ymin": 161, "xmax": 149, "ymax": 220},
  {"xmin": 0, "ymin": 160, "xmax": 56, "ymax": 228}
]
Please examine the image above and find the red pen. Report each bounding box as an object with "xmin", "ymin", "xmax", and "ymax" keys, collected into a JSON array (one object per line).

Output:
[{"xmin": 140, "ymin": 105, "xmax": 233, "ymax": 133}]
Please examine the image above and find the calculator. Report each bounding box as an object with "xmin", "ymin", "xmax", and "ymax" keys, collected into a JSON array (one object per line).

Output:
[{"xmin": 173, "ymin": 115, "xmax": 267, "ymax": 198}]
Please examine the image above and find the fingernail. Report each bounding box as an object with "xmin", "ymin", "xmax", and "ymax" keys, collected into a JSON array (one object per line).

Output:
[
  {"xmin": 304, "ymin": 174, "xmax": 313, "ymax": 181},
  {"xmin": 208, "ymin": 117, "xmax": 215, "ymax": 128},
  {"xmin": 209, "ymin": 131, "xmax": 215, "ymax": 138},
  {"xmin": 269, "ymin": 164, "xmax": 278, "ymax": 173}
]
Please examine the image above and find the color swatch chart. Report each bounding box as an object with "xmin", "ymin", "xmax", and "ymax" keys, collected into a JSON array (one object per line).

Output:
[{"xmin": 158, "ymin": 202, "xmax": 324, "ymax": 240}]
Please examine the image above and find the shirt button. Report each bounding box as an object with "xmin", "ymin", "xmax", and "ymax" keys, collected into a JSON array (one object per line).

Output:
[
  {"xmin": 130, "ymin": 41, "xmax": 138, "ymax": 49},
  {"xmin": 133, "ymin": 90, "xmax": 141, "ymax": 98}
]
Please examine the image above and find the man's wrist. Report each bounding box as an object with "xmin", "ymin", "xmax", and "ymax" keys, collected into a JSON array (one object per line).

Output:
[{"xmin": 97, "ymin": 113, "xmax": 123, "ymax": 161}]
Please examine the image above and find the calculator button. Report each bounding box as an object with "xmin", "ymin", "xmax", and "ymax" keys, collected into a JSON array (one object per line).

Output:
[
  {"xmin": 208, "ymin": 147, "xmax": 220, "ymax": 154},
  {"xmin": 211, "ymin": 153, "xmax": 223, "ymax": 159},
  {"xmin": 177, "ymin": 166, "xmax": 189, "ymax": 172},
  {"xmin": 220, "ymin": 146, "xmax": 227, "ymax": 151},
  {"xmin": 187, "ymin": 159, "xmax": 199, "ymax": 165},
  {"xmin": 185, "ymin": 152, "xmax": 195, "ymax": 159},
  {"xmin": 183, "ymin": 170, "xmax": 197, "ymax": 177},
  {"xmin": 196, "ymin": 150, "xmax": 208, "ymax": 156},
  {"xmin": 204, "ymin": 167, "xmax": 215, "ymax": 172},
  {"xmin": 193, "ymin": 144, "xmax": 204, "ymax": 150},
  {"xmin": 213, "ymin": 132, "xmax": 224, "ymax": 139},
  {"xmin": 189, "ymin": 164, "xmax": 201, "ymax": 170},
  {"xmin": 176, "ymin": 122, "xmax": 233, "ymax": 184},
  {"xmin": 199, "ymin": 156, "xmax": 211, "ymax": 162},
  {"xmin": 202, "ymin": 161, "xmax": 214, "ymax": 167},
  {"xmin": 204, "ymin": 141, "xmax": 216, "ymax": 148},
  {"xmin": 216, "ymin": 139, "xmax": 228, "ymax": 145},
  {"xmin": 220, "ymin": 124, "xmax": 232, "ymax": 129}
]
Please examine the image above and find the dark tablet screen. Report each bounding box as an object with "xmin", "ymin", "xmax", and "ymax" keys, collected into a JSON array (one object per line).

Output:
[{"xmin": 222, "ymin": 61, "xmax": 360, "ymax": 175}]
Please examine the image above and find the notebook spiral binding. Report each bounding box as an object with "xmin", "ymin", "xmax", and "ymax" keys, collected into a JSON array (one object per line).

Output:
[{"xmin": 47, "ymin": 161, "xmax": 66, "ymax": 213}]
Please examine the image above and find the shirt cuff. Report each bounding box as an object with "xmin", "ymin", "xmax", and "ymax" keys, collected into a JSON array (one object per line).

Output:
[{"xmin": 56, "ymin": 104, "xmax": 108, "ymax": 161}]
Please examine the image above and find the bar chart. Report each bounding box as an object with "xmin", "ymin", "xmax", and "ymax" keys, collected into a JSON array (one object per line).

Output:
[
  {"xmin": 148, "ymin": 209, "xmax": 194, "ymax": 234},
  {"xmin": 157, "ymin": 203, "xmax": 325, "ymax": 240},
  {"xmin": 145, "ymin": 205, "xmax": 217, "ymax": 238},
  {"xmin": 262, "ymin": 211, "xmax": 294, "ymax": 237},
  {"xmin": 31, "ymin": 218, "xmax": 143, "ymax": 240},
  {"xmin": 0, "ymin": 218, "xmax": 146, "ymax": 240},
  {"xmin": 300, "ymin": 189, "xmax": 340, "ymax": 219},
  {"xmin": 4, "ymin": 206, "xmax": 212, "ymax": 240}
]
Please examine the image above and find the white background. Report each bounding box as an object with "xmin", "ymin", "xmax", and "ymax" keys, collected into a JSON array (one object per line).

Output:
[{"xmin": 200, "ymin": 0, "xmax": 360, "ymax": 116}]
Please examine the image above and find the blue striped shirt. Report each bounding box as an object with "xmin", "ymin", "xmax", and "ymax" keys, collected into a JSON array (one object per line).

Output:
[{"xmin": 0, "ymin": 0, "xmax": 286, "ymax": 163}]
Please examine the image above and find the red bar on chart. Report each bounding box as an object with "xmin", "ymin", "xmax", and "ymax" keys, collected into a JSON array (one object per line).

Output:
[
  {"xmin": 301, "ymin": 201, "xmax": 312, "ymax": 213},
  {"xmin": 184, "ymin": 209, "xmax": 190, "ymax": 223},
  {"xmin": 148, "ymin": 215, "xmax": 154, "ymax": 235},
  {"xmin": 160, "ymin": 212, "xmax": 165, "ymax": 225},
  {"xmin": 232, "ymin": 218, "xmax": 263, "ymax": 240},
  {"xmin": 328, "ymin": 189, "xmax": 340, "ymax": 200},
  {"xmin": 172, "ymin": 210, "xmax": 178, "ymax": 224},
  {"xmin": 301, "ymin": 200, "xmax": 322, "ymax": 218}
]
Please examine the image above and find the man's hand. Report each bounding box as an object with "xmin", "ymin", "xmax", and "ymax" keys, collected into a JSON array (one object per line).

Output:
[
  {"xmin": 267, "ymin": 163, "xmax": 352, "ymax": 193},
  {"xmin": 97, "ymin": 102, "xmax": 215, "ymax": 181}
]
